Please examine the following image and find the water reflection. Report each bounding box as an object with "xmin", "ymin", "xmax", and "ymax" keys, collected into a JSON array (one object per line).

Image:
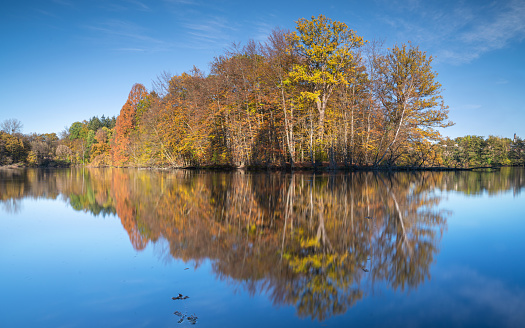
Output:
[{"xmin": 1, "ymin": 167, "xmax": 524, "ymax": 321}]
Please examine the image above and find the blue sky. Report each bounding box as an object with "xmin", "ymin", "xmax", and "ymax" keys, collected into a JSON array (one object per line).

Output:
[{"xmin": 1, "ymin": 0, "xmax": 524, "ymax": 139}]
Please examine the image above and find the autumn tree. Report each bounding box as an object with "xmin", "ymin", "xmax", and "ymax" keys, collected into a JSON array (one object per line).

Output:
[
  {"xmin": 55, "ymin": 144, "xmax": 73, "ymax": 162},
  {"xmin": 0, "ymin": 131, "xmax": 26, "ymax": 164},
  {"xmin": 111, "ymin": 83, "xmax": 147, "ymax": 166},
  {"xmin": 289, "ymin": 15, "xmax": 366, "ymax": 163},
  {"xmin": 333, "ymin": 51, "xmax": 370, "ymax": 166},
  {"xmin": 373, "ymin": 43, "xmax": 453, "ymax": 165},
  {"xmin": 264, "ymin": 28, "xmax": 301, "ymax": 165},
  {"xmin": 25, "ymin": 133, "xmax": 59, "ymax": 166},
  {"xmin": 90, "ymin": 127, "xmax": 112, "ymax": 166},
  {"xmin": 210, "ymin": 46, "xmax": 268, "ymax": 166},
  {"xmin": 151, "ymin": 71, "xmax": 210, "ymax": 167},
  {"xmin": 91, "ymin": 16, "xmax": 456, "ymax": 169}
]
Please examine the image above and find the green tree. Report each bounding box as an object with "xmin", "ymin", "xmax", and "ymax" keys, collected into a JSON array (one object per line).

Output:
[
  {"xmin": 69, "ymin": 122, "xmax": 87, "ymax": 140},
  {"xmin": 87, "ymin": 116, "xmax": 103, "ymax": 132}
]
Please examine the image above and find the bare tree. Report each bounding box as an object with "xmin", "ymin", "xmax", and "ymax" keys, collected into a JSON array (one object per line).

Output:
[
  {"xmin": 152, "ymin": 71, "xmax": 172, "ymax": 98},
  {"xmin": 55, "ymin": 144, "xmax": 73, "ymax": 161},
  {"xmin": 1, "ymin": 118, "xmax": 23, "ymax": 135}
]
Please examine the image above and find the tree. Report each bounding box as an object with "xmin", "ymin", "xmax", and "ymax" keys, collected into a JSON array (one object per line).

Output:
[
  {"xmin": 510, "ymin": 136, "xmax": 525, "ymax": 166},
  {"xmin": 1, "ymin": 118, "xmax": 23, "ymax": 135},
  {"xmin": 56, "ymin": 16, "xmax": 455, "ymax": 169},
  {"xmin": 289, "ymin": 15, "xmax": 365, "ymax": 161},
  {"xmin": 100, "ymin": 115, "xmax": 117, "ymax": 129},
  {"xmin": 69, "ymin": 122, "xmax": 87, "ymax": 140},
  {"xmin": 264, "ymin": 28, "xmax": 301, "ymax": 165},
  {"xmin": 0, "ymin": 131, "xmax": 25, "ymax": 164},
  {"xmin": 55, "ymin": 144, "xmax": 73, "ymax": 162},
  {"xmin": 25, "ymin": 133, "xmax": 58, "ymax": 165},
  {"xmin": 87, "ymin": 116, "xmax": 103, "ymax": 132},
  {"xmin": 68, "ymin": 121, "xmax": 89, "ymax": 164},
  {"xmin": 111, "ymin": 83, "xmax": 147, "ymax": 166},
  {"xmin": 374, "ymin": 43, "xmax": 453, "ymax": 165},
  {"xmin": 29, "ymin": 141, "xmax": 51, "ymax": 165}
]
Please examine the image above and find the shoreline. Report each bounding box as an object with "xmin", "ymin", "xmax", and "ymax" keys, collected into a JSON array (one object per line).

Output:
[{"xmin": 3, "ymin": 162, "xmax": 516, "ymax": 172}]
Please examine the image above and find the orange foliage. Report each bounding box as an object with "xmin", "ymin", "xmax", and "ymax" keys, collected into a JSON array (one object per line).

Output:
[{"xmin": 111, "ymin": 84, "xmax": 147, "ymax": 166}]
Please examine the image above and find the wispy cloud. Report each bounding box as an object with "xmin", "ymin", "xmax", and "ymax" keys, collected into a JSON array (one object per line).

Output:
[
  {"xmin": 252, "ymin": 20, "xmax": 275, "ymax": 42},
  {"xmin": 159, "ymin": 0, "xmax": 243, "ymax": 50},
  {"xmin": 414, "ymin": 266, "xmax": 525, "ymax": 327},
  {"xmin": 98, "ymin": 0, "xmax": 152, "ymax": 13},
  {"xmin": 456, "ymin": 269, "xmax": 525, "ymax": 327},
  {"xmin": 376, "ymin": 0, "xmax": 525, "ymax": 65},
  {"xmin": 163, "ymin": 0, "xmax": 198, "ymax": 4},
  {"xmin": 51, "ymin": 0, "xmax": 75, "ymax": 7},
  {"xmin": 458, "ymin": 0, "xmax": 525, "ymax": 57},
  {"xmin": 179, "ymin": 15, "xmax": 238, "ymax": 50},
  {"xmin": 34, "ymin": 8, "xmax": 58, "ymax": 18},
  {"xmin": 444, "ymin": 1, "xmax": 525, "ymax": 64},
  {"xmin": 114, "ymin": 47, "xmax": 147, "ymax": 52},
  {"xmin": 85, "ymin": 19, "xmax": 170, "ymax": 52},
  {"xmin": 126, "ymin": 0, "xmax": 150, "ymax": 11},
  {"xmin": 88, "ymin": 19, "xmax": 164, "ymax": 44}
]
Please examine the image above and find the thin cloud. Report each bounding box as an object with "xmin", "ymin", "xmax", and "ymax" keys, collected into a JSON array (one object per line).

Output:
[
  {"xmin": 376, "ymin": 0, "xmax": 525, "ymax": 65},
  {"xmin": 126, "ymin": 0, "xmax": 151, "ymax": 11},
  {"xmin": 85, "ymin": 19, "xmax": 171, "ymax": 52},
  {"xmin": 180, "ymin": 15, "xmax": 238, "ymax": 49},
  {"xmin": 114, "ymin": 48, "xmax": 147, "ymax": 52},
  {"xmin": 100, "ymin": 0, "xmax": 151, "ymax": 12},
  {"xmin": 457, "ymin": 269, "xmax": 525, "ymax": 327},
  {"xmin": 88, "ymin": 25, "xmax": 160, "ymax": 44},
  {"xmin": 51, "ymin": 0, "xmax": 75, "ymax": 7},
  {"xmin": 252, "ymin": 20, "xmax": 274, "ymax": 42},
  {"xmin": 34, "ymin": 8, "xmax": 59, "ymax": 18},
  {"xmin": 460, "ymin": 0, "xmax": 525, "ymax": 52},
  {"xmin": 163, "ymin": 0, "xmax": 198, "ymax": 4},
  {"xmin": 100, "ymin": 3, "xmax": 129, "ymax": 12},
  {"xmin": 434, "ymin": 0, "xmax": 525, "ymax": 64}
]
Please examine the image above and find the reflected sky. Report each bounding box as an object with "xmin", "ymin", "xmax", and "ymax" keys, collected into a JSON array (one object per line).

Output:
[{"xmin": 1, "ymin": 167, "xmax": 525, "ymax": 327}]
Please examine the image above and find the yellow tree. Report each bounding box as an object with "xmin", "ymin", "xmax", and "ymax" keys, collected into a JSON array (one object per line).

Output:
[
  {"xmin": 289, "ymin": 15, "xmax": 365, "ymax": 161},
  {"xmin": 374, "ymin": 43, "xmax": 453, "ymax": 165},
  {"xmin": 265, "ymin": 28, "xmax": 301, "ymax": 165}
]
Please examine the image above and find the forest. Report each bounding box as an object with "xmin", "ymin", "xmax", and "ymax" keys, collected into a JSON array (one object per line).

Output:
[{"xmin": 1, "ymin": 15, "xmax": 524, "ymax": 169}]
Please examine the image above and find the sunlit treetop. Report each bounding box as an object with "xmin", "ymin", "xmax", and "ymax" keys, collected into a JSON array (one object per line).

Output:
[{"xmin": 289, "ymin": 14, "xmax": 366, "ymax": 87}]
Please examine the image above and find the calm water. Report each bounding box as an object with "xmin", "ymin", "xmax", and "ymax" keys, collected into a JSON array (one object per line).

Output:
[{"xmin": 1, "ymin": 168, "xmax": 524, "ymax": 327}]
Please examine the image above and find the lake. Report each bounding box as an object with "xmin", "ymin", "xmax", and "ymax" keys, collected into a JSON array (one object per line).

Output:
[{"xmin": 1, "ymin": 167, "xmax": 525, "ymax": 327}]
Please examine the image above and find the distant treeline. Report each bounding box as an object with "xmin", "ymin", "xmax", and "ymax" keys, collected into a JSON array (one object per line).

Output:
[
  {"xmin": 0, "ymin": 116, "xmax": 116, "ymax": 167},
  {"xmin": 438, "ymin": 135, "xmax": 525, "ymax": 168},
  {"xmin": 1, "ymin": 15, "xmax": 524, "ymax": 169}
]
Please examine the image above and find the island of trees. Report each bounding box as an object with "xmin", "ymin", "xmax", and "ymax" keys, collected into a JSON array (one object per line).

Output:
[{"xmin": 1, "ymin": 15, "xmax": 524, "ymax": 169}]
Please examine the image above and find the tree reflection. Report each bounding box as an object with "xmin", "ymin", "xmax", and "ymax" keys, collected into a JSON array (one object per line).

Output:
[{"xmin": 1, "ymin": 167, "xmax": 524, "ymax": 320}]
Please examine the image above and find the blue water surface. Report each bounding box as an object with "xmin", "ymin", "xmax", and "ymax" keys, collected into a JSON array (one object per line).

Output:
[{"xmin": 1, "ymin": 168, "xmax": 524, "ymax": 327}]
